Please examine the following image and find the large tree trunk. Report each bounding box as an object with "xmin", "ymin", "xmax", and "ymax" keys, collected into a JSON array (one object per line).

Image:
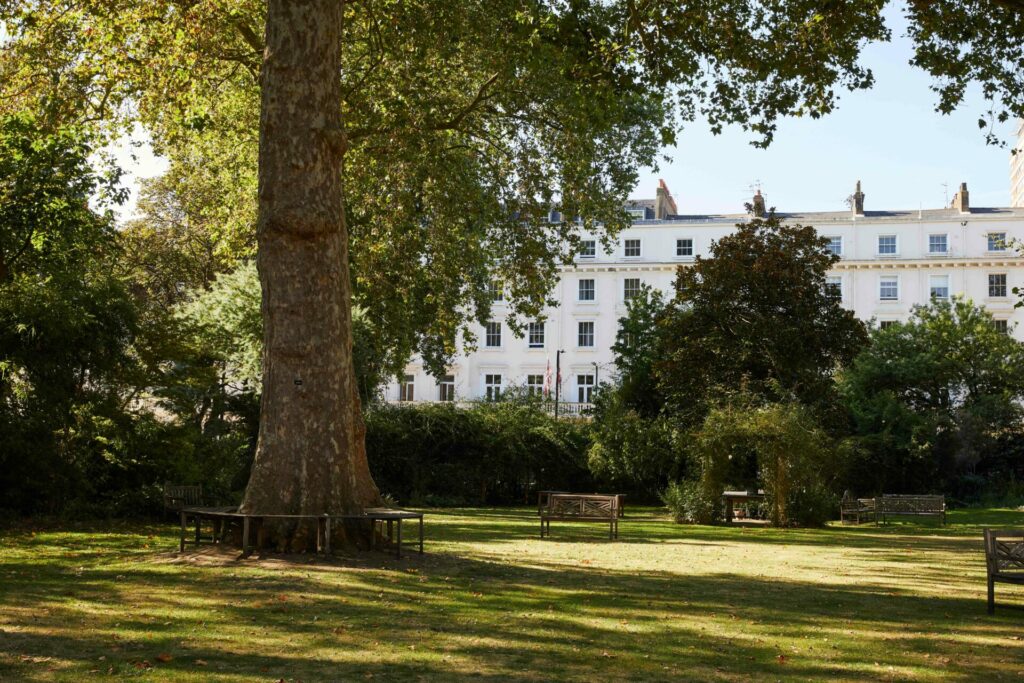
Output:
[{"xmin": 240, "ymin": 0, "xmax": 381, "ymax": 551}]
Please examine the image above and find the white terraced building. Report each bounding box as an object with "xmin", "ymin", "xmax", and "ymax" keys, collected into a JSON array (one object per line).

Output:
[{"xmin": 385, "ymin": 181, "xmax": 1024, "ymax": 409}]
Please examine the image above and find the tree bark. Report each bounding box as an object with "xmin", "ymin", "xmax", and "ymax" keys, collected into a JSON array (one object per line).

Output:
[{"xmin": 240, "ymin": 0, "xmax": 381, "ymax": 551}]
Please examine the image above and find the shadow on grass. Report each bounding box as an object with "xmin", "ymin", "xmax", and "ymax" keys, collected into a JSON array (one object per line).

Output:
[{"xmin": 2, "ymin": 514, "xmax": 1024, "ymax": 682}]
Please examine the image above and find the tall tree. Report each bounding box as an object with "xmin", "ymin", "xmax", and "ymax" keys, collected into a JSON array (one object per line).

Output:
[
  {"xmin": 239, "ymin": 0, "xmax": 380, "ymax": 548},
  {"xmin": 656, "ymin": 212, "xmax": 869, "ymax": 427}
]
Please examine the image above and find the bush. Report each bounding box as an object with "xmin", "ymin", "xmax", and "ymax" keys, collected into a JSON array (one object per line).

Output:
[
  {"xmin": 661, "ymin": 480, "xmax": 718, "ymax": 524},
  {"xmin": 365, "ymin": 400, "xmax": 593, "ymax": 505}
]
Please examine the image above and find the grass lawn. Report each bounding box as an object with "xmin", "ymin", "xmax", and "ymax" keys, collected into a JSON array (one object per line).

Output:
[{"xmin": 2, "ymin": 507, "xmax": 1023, "ymax": 682}]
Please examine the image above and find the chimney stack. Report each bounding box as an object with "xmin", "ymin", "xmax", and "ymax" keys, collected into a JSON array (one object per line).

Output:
[
  {"xmin": 751, "ymin": 189, "xmax": 766, "ymax": 217},
  {"xmin": 852, "ymin": 180, "xmax": 865, "ymax": 217},
  {"xmin": 951, "ymin": 182, "xmax": 970, "ymax": 214},
  {"xmin": 655, "ymin": 179, "xmax": 678, "ymax": 219}
]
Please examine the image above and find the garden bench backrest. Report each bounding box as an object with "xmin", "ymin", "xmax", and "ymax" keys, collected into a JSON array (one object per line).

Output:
[
  {"xmin": 984, "ymin": 529, "xmax": 1024, "ymax": 577},
  {"xmin": 876, "ymin": 495, "xmax": 944, "ymax": 514},
  {"xmin": 546, "ymin": 494, "xmax": 618, "ymax": 519},
  {"xmin": 163, "ymin": 483, "xmax": 203, "ymax": 511}
]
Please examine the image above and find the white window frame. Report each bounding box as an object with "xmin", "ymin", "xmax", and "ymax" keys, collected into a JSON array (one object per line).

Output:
[
  {"xmin": 483, "ymin": 374, "xmax": 503, "ymax": 401},
  {"xmin": 438, "ymin": 375, "xmax": 455, "ymax": 402},
  {"xmin": 989, "ymin": 273, "xmax": 1008, "ymax": 298},
  {"xmin": 577, "ymin": 278, "xmax": 596, "ymax": 302},
  {"xmin": 484, "ymin": 321, "xmax": 502, "ymax": 348},
  {"xmin": 877, "ymin": 235, "xmax": 898, "ymax": 257},
  {"xmin": 576, "ymin": 374, "xmax": 595, "ymax": 403},
  {"xmin": 579, "ymin": 239, "xmax": 596, "ymax": 258},
  {"xmin": 929, "ymin": 274, "xmax": 950, "ymax": 301},
  {"xmin": 527, "ymin": 321, "xmax": 545, "ymax": 349},
  {"xmin": 623, "ymin": 277, "xmax": 642, "ymax": 302},
  {"xmin": 399, "ymin": 374, "xmax": 415, "ymax": 402},
  {"xmin": 879, "ymin": 275, "xmax": 899, "ymax": 302},
  {"xmin": 988, "ymin": 232, "xmax": 1008, "ymax": 252},
  {"xmin": 928, "ymin": 233, "xmax": 948, "ymax": 255},
  {"xmin": 577, "ymin": 320, "xmax": 595, "ymax": 348},
  {"xmin": 825, "ymin": 236, "xmax": 843, "ymax": 257},
  {"xmin": 526, "ymin": 374, "xmax": 545, "ymax": 396},
  {"xmin": 488, "ymin": 280, "xmax": 504, "ymax": 302},
  {"xmin": 623, "ymin": 238, "xmax": 642, "ymax": 258},
  {"xmin": 824, "ymin": 276, "xmax": 842, "ymax": 302},
  {"xmin": 675, "ymin": 238, "xmax": 694, "ymax": 258}
]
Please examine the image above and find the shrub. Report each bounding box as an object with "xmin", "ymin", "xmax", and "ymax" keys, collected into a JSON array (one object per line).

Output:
[
  {"xmin": 365, "ymin": 400, "xmax": 593, "ymax": 505},
  {"xmin": 661, "ymin": 480, "xmax": 718, "ymax": 524}
]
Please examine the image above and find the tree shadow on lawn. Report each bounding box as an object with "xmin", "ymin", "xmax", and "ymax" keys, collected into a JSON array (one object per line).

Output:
[{"xmin": 2, "ymin": 528, "xmax": 1023, "ymax": 682}]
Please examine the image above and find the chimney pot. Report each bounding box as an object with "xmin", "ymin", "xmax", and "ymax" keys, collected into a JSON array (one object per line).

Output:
[
  {"xmin": 952, "ymin": 182, "xmax": 970, "ymax": 213},
  {"xmin": 751, "ymin": 189, "xmax": 766, "ymax": 217}
]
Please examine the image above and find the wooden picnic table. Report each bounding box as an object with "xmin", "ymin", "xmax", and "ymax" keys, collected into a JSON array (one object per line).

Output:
[
  {"xmin": 179, "ymin": 506, "xmax": 424, "ymax": 558},
  {"xmin": 722, "ymin": 490, "xmax": 764, "ymax": 524}
]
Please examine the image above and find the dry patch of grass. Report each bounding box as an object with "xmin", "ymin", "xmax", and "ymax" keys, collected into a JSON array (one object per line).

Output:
[{"xmin": 1, "ymin": 508, "xmax": 1023, "ymax": 681}]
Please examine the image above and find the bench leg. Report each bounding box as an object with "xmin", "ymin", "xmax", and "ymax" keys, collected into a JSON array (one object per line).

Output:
[
  {"xmin": 180, "ymin": 511, "xmax": 186, "ymax": 552},
  {"xmin": 988, "ymin": 576, "xmax": 995, "ymax": 614},
  {"xmin": 325, "ymin": 517, "xmax": 331, "ymax": 555},
  {"xmin": 195, "ymin": 516, "xmax": 201, "ymax": 545},
  {"xmin": 419, "ymin": 516, "xmax": 424, "ymax": 554},
  {"xmin": 242, "ymin": 516, "xmax": 251, "ymax": 555},
  {"xmin": 396, "ymin": 519, "xmax": 403, "ymax": 559}
]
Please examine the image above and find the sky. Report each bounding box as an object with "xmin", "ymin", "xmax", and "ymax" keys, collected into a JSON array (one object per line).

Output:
[
  {"xmin": 107, "ymin": 3, "xmax": 1017, "ymax": 220},
  {"xmin": 633, "ymin": 6, "xmax": 1017, "ymax": 214}
]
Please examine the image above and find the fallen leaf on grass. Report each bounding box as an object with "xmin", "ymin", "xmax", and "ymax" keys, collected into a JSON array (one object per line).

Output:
[
  {"xmin": 194, "ymin": 659, "xmax": 208, "ymax": 666},
  {"xmin": 155, "ymin": 654, "xmax": 172, "ymax": 663},
  {"xmin": 776, "ymin": 655, "xmax": 788, "ymax": 664}
]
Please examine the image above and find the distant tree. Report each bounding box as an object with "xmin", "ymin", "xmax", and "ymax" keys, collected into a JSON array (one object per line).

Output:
[
  {"xmin": 840, "ymin": 298, "xmax": 1024, "ymax": 494},
  {"xmin": 610, "ymin": 284, "xmax": 666, "ymax": 418},
  {"xmin": 0, "ymin": 113, "xmax": 137, "ymax": 511},
  {"xmin": 656, "ymin": 212, "xmax": 869, "ymax": 428}
]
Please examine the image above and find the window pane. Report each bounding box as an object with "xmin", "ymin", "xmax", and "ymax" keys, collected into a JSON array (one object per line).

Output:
[
  {"xmin": 576, "ymin": 374, "xmax": 595, "ymax": 402},
  {"xmin": 484, "ymin": 374, "xmax": 502, "ymax": 401},
  {"xmin": 624, "ymin": 239, "xmax": 641, "ymax": 257},
  {"xmin": 929, "ymin": 234, "xmax": 948, "ymax": 253},
  {"xmin": 528, "ymin": 321, "xmax": 545, "ymax": 348},
  {"xmin": 988, "ymin": 233, "xmax": 1007, "ymax": 251},
  {"xmin": 929, "ymin": 275, "xmax": 949, "ymax": 300},
  {"xmin": 485, "ymin": 322, "xmax": 502, "ymax": 347},
  {"xmin": 580, "ymin": 240, "xmax": 596, "ymax": 257},
  {"xmin": 488, "ymin": 280, "xmax": 504, "ymax": 302},
  {"xmin": 578, "ymin": 321, "xmax": 594, "ymax": 347},
  {"xmin": 825, "ymin": 276, "xmax": 842, "ymax": 301},
  {"xmin": 878, "ymin": 235, "xmax": 897, "ymax": 254},
  {"xmin": 989, "ymin": 273, "xmax": 1007, "ymax": 297},
  {"xmin": 438, "ymin": 375, "xmax": 455, "ymax": 402},
  {"xmin": 676, "ymin": 238, "xmax": 693, "ymax": 257},
  {"xmin": 993, "ymin": 319, "xmax": 1009, "ymax": 334},
  {"xmin": 578, "ymin": 279, "xmax": 595, "ymax": 301},
  {"xmin": 879, "ymin": 276, "xmax": 898, "ymax": 300},
  {"xmin": 879, "ymin": 320, "xmax": 898, "ymax": 330},
  {"xmin": 826, "ymin": 237, "xmax": 842, "ymax": 256},
  {"xmin": 400, "ymin": 375, "xmax": 414, "ymax": 402},
  {"xmin": 623, "ymin": 278, "xmax": 641, "ymax": 301}
]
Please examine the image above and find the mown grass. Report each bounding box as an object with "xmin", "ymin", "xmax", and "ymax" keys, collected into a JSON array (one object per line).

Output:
[{"xmin": 1, "ymin": 507, "xmax": 1023, "ymax": 682}]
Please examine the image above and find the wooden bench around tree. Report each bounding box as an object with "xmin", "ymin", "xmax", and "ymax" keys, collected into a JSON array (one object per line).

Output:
[
  {"xmin": 539, "ymin": 493, "xmax": 619, "ymax": 540},
  {"xmin": 984, "ymin": 528, "xmax": 1024, "ymax": 613},
  {"xmin": 874, "ymin": 495, "xmax": 946, "ymax": 525},
  {"xmin": 178, "ymin": 507, "xmax": 424, "ymax": 558},
  {"xmin": 163, "ymin": 483, "xmax": 204, "ymax": 513}
]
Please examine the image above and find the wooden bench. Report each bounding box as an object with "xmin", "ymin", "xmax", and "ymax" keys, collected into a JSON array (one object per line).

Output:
[
  {"xmin": 984, "ymin": 528, "xmax": 1024, "ymax": 613},
  {"xmin": 540, "ymin": 493, "xmax": 619, "ymax": 539},
  {"xmin": 537, "ymin": 491, "xmax": 626, "ymax": 518},
  {"xmin": 840, "ymin": 492, "xmax": 875, "ymax": 525},
  {"xmin": 163, "ymin": 483, "xmax": 204, "ymax": 512},
  {"xmin": 178, "ymin": 506, "xmax": 424, "ymax": 559},
  {"xmin": 874, "ymin": 494, "xmax": 945, "ymax": 525}
]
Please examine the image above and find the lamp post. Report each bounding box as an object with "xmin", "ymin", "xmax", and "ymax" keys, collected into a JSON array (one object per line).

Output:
[{"xmin": 554, "ymin": 349, "xmax": 564, "ymax": 417}]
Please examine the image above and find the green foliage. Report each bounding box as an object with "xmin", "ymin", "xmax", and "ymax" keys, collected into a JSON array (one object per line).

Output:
[
  {"xmin": 588, "ymin": 389, "xmax": 682, "ymax": 495},
  {"xmin": 661, "ymin": 480, "xmax": 718, "ymax": 525},
  {"xmin": 688, "ymin": 400, "xmax": 838, "ymax": 527},
  {"xmin": 610, "ymin": 284, "xmax": 665, "ymax": 417},
  {"xmin": 840, "ymin": 298, "xmax": 1024, "ymax": 496},
  {"xmin": 365, "ymin": 401, "xmax": 593, "ymax": 505},
  {"xmin": 656, "ymin": 212, "xmax": 869, "ymax": 428}
]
